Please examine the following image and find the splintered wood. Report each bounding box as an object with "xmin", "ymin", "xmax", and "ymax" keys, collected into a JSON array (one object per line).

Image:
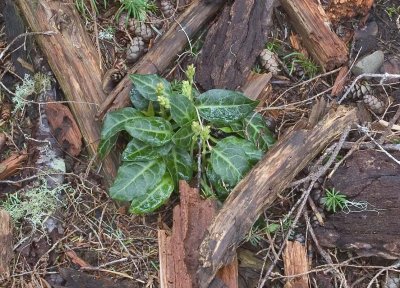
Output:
[
  {"xmin": 0, "ymin": 152, "xmax": 28, "ymax": 180},
  {"xmin": 327, "ymin": 0, "xmax": 374, "ymax": 23},
  {"xmin": 0, "ymin": 210, "xmax": 13, "ymax": 280},
  {"xmin": 280, "ymin": 0, "xmax": 348, "ymax": 71},
  {"xmin": 283, "ymin": 241, "xmax": 309, "ymax": 288},
  {"xmin": 158, "ymin": 181, "xmax": 238, "ymax": 288}
]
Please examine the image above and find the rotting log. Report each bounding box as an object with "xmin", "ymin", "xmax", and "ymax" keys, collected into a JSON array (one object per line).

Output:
[
  {"xmin": 15, "ymin": 0, "xmax": 119, "ymax": 183},
  {"xmin": 327, "ymin": 0, "xmax": 374, "ymax": 23},
  {"xmin": 159, "ymin": 181, "xmax": 238, "ymax": 288},
  {"xmin": 97, "ymin": 0, "xmax": 225, "ymax": 119},
  {"xmin": 0, "ymin": 210, "xmax": 12, "ymax": 280},
  {"xmin": 280, "ymin": 0, "xmax": 348, "ymax": 71},
  {"xmin": 196, "ymin": 0, "xmax": 276, "ymax": 91},
  {"xmin": 197, "ymin": 107, "xmax": 358, "ymax": 287}
]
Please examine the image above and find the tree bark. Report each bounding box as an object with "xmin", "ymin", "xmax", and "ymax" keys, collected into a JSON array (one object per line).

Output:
[
  {"xmin": 196, "ymin": 0, "xmax": 276, "ymax": 91},
  {"xmin": 280, "ymin": 0, "xmax": 349, "ymax": 71},
  {"xmin": 0, "ymin": 153, "xmax": 28, "ymax": 180},
  {"xmin": 197, "ymin": 107, "xmax": 358, "ymax": 287},
  {"xmin": 16, "ymin": 0, "xmax": 119, "ymax": 182},
  {"xmin": 96, "ymin": 0, "xmax": 225, "ymax": 119},
  {"xmin": 0, "ymin": 210, "xmax": 12, "ymax": 280}
]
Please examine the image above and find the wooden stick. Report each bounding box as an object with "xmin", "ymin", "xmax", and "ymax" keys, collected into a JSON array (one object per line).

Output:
[
  {"xmin": 96, "ymin": 0, "xmax": 225, "ymax": 119},
  {"xmin": 197, "ymin": 107, "xmax": 358, "ymax": 287},
  {"xmin": 16, "ymin": 0, "xmax": 119, "ymax": 182},
  {"xmin": 0, "ymin": 210, "xmax": 12, "ymax": 280},
  {"xmin": 283, "ymin": 241, "xmax": 309, "ymax": 288},
  {"xmin": 280, "ymin": 0, "xmax": 348, "ymax": 71},
  {"xmin": 0, "ymin": 153, "xmax": 28, "ymax": 180}
]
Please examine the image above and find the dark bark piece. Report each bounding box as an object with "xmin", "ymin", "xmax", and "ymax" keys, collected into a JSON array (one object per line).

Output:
[
  {"xmin": 196, "ymin": 0, "xmax": 276, "ymax": 91},
  {"xmin": 283, "ymin": 241, "xmax": 309, "ymax": 288},
  {"xmin": 280, "ymin": 0, "xmax": 348, "ymax": 71},
  {"xmin": 97, "ymin": 0, "xmax": 225, "ymax": 119},
  {"xmin": 315, "ymin": 150, "xmax": 400, "ymax": 259},
  {"xmin": 16, "ymin": 0, "xmax": 119, "ymax": 183},
  {"xmin": 44, "ymin": 103, "xmax": 82, "ymax": 157},
  {"xmin": 0, "ymin": 153, "xmax": 28, "ymax": 180},
  {"xmin": 197, "ymin": 107, "xmax": 358, "ymax": 287},
  {"xmin": 0, "ymin": 210, "xmax": 12, "ymax": 280},
  {"xmin": 158, "ymin": 181, "xmax": 238, "ymax": 288}
]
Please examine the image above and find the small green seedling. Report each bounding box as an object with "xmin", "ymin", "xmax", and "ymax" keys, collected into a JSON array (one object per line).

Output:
[
  {"xmin": 322, "ymin": 188, "xmax": 347, "ymax": 213},
  {"xmin": 283, "ymin": 52, "xmax": 319, "ymax": 79},
  {"xmin": 385, "ymin": 5, "xmax": 400, "ymax": 19},
  {"xmin": 99, "ymin": 65, "xmax": 276, "ymax": 214},
  {"xmin": 116, "ymin": 0, "xmax": 157, "ymax": 22}
]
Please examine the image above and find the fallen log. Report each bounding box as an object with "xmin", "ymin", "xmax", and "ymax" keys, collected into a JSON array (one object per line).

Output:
[
  {"xmin": 97, "ymin": 0, "xmax": 225, "ymax": 119},
  {"xmin": 0, "ymin": 210, "xmax": 12, "ymax": 280},
  {"xmin": 196, "ymin": 0, "xmax": 275, "ymax": 91},
  {"xmin": 280, "ymin": 0, "xmax": 348, "ymax": 71},
  {"xmin": 15, "ymin": 0, "xmax": 119, "ymax": 182},
  {"xmin": 197, "ymin": 107, "xmax": 358, "ymax": 287},
  {"xmin": 159, "ymin": 181, "xmax": 238, "ymax": 288}
]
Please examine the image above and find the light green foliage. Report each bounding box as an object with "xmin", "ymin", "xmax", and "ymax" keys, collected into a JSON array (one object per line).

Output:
[
  {"xmin": 116, "ymin": 0, "xmax": 157, "ymax": 22},
  {"xmin": 265, "ymin": 40, "xmax": 281, "ymax": 53},
  {"xmin": 13, "ymin": 73, "xmax": 51, "ymax": 113},
  {"xmin": 0, "ymin": 181, "xmax": 71, "ymax": 229},
  {"xmin": 75, "ymin": 0, "xmax": 108, "ymax": 19},
  {"xmin": 283, "ymin": 52, "xmax": 319, "ymax": 79},
  {"xmin": 322, "ymin": 188, "xmax": 347, "ymax": 213},
  {"xmin": 99, "ymin": 65, "xmax": 276, "ymax": 214},
  {"xmin": 385, "ymin": 5, "xmax": 400, "ymax": 19}
]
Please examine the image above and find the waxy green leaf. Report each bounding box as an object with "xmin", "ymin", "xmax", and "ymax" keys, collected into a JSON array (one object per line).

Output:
[
  {"xmin": 129, "ymin": 88, "xmax": 150, "ymax": 111},
  {"xmin": 243, "ymin": 113, "xmax": 276, "ymax": 151},
  {"xmin": 210, "ymin": 136, "xmax": 262, "ymax": 186},
  {"xmin": 109, "ymin": 160, "xmax": 165, "ymax": 202},
  {"xmin": 196, "ymin": 89, "xmax": 258, "ymax": 124},
  {"xmin": 125, "ymin": 116, "xmax": 173, "ymax": 147},
  {"xmin": 130, "ymin": 74, "xmax": 172, "ymax": 101},
  {"xmin": 98, "ymin": 107, "xmax": 142, "ymax": 159},
  {"xmin": 122, "ymin": 138, "xmax": 172, "ymax": 162},
  {"xmin": 169, "ymin": 94, "xmax": 197, "ymax": 126},
  {"xmin": 129, "ymin": 173, "xmax": 174, "ymax": 215},
  {"xmin": 164, "ymin": 148, "xmax": 193, "ymax": 184},
  {"xmin": 172, "ymin": 123, "xmax": 195, "ymax": 149}
]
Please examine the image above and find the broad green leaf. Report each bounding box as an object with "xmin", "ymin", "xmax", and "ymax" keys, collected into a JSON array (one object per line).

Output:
[
  {"xmin": 122, "ymin": 138, "xmax": 172, "ymax": 161},
  {"xmin": 164, "ymin": 147, "xmax": 193, "ymax": 184},
  {"xmin": 206, "ymin": 163, "xmax": 230, "ymax": 200},
  {"xmin": 125, "ymin": 116, "xmax": 173, "ymax": 147},
  {"xmin": 98, "ymin": 107, "xmax": 142, "ymax": 159},
  {"xmin": 243, "ymin": 113, "xmax": 276, "ymax": 151},
  {"xmin": 109, "ymin": 160, "xmax": 165, "ymax": 202},
  {"xmin": 172, "ymin": 123, "xmax": 195, "ymax": 149},
  {"xmin": 129, "ymin": 88, "xmax": 149, "ymax": 111},
  {"xmin": 129, "ymin": 173, "xmax": 174, "ymax": 215},
  {"xmin": 98, "ymin": 134, "xmax": 118, "ymax": 160},
  {"xmin": 169, "ymin": 94, "xmax": 197, "ymax": 126},
  {"xmin": 210, "ymin": 136, "xmax": 262, "ymax": 186},
  {"xmin": 196, "ymin": 89, "xmax": 258, "ymax": 124},
  {"xmin": 130, "ymin": 74, "xmax": 172, "ymax": 101}
]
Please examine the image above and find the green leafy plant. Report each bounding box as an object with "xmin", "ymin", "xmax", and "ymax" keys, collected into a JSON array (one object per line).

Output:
[
  {"xmin": 385, "ymin": 5, "xmax": 400, "ymax": 19},
  {"xmin": 265, "ymin": 40, "xmax": 281, "ymax": 53},
  {"xmin": 75, "ymin": 0, "xmax": 108, "ymax": 19},
  {"xmin": 283, "ymin": 52, "xmax": 319, "ymax": 79},
  {"xmin": 322, "ymin": 188, "xmax": 347, "ymax": 213},
  {"xmin": 116, "ymin": 0, "xmax": 157, "ymax": 22},
  {"xmin": 99, "ymin": 65, "xmax": 276, "ymax": 214}
]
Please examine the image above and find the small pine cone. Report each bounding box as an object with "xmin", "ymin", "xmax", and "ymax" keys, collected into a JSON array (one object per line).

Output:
[
  {"xmin": 111, "ymin": 70, "xmax": 125, "ymax": 82},
  {"xmin": 259, "ymin": 49, "xmax": 280, "ymax": 75},
  {"xmin": 363, "ymin": 94, "xmax": 387, "ymax": 114},
  {"xmin": 346, "ymin": 81, "xmax": 373, "ymax": 100},
  {"xmin": 134, "ymin": 22, "xmax": 154, "ymax": 42},
  {"xmin": 160, "ymin": 0, "xmax": 175, "ymax": 18},
  {"xmin": 126, "ymin": 37, "xmax": 145, "ymax": 64},
  {"xmin": 1, "ymin": 102, "xmax": 11, "ymax": 120}
]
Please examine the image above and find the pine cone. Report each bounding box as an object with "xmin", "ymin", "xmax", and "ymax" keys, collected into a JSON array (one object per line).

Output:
[
  {"xmin": 346, "ymin": 82, "xmax": 373, "ymax": 100},
  {"xmin": 160, "ymin": 0, "xmax": 175, "ymax": 18},
  {"xmin": 1, "ymin": 102, "xmax": 11, "ymax": 120},
  {"xmin": 363, "ymin": 94, "xmax": 387, "ymax": 114},
  {"xmin": 134, "ymin": 22, "xmax": 154, "ymax": 42},
  {"xmin": 259, "ymin": 49, "xmax": 280, "ymax": 75},
  {"xmin": 126, "ymin": 37, "xmax": 145, "ymax": 64}
]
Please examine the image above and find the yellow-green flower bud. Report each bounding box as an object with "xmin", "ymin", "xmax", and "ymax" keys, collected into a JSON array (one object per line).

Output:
[
  {"xmin": 185, "ymin": 64, "xmax": 195, "ymax": 83},
  {"xmin": 155, "ymin": 82, "xmax": 165, "ymax": 97},
  {"xmin": 181, "ymin": 80, "xmax": 192, "ymax": 99},
  {"xmin": 157, "ymin": 95, "xmax": 170, "ymax": 109}
]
